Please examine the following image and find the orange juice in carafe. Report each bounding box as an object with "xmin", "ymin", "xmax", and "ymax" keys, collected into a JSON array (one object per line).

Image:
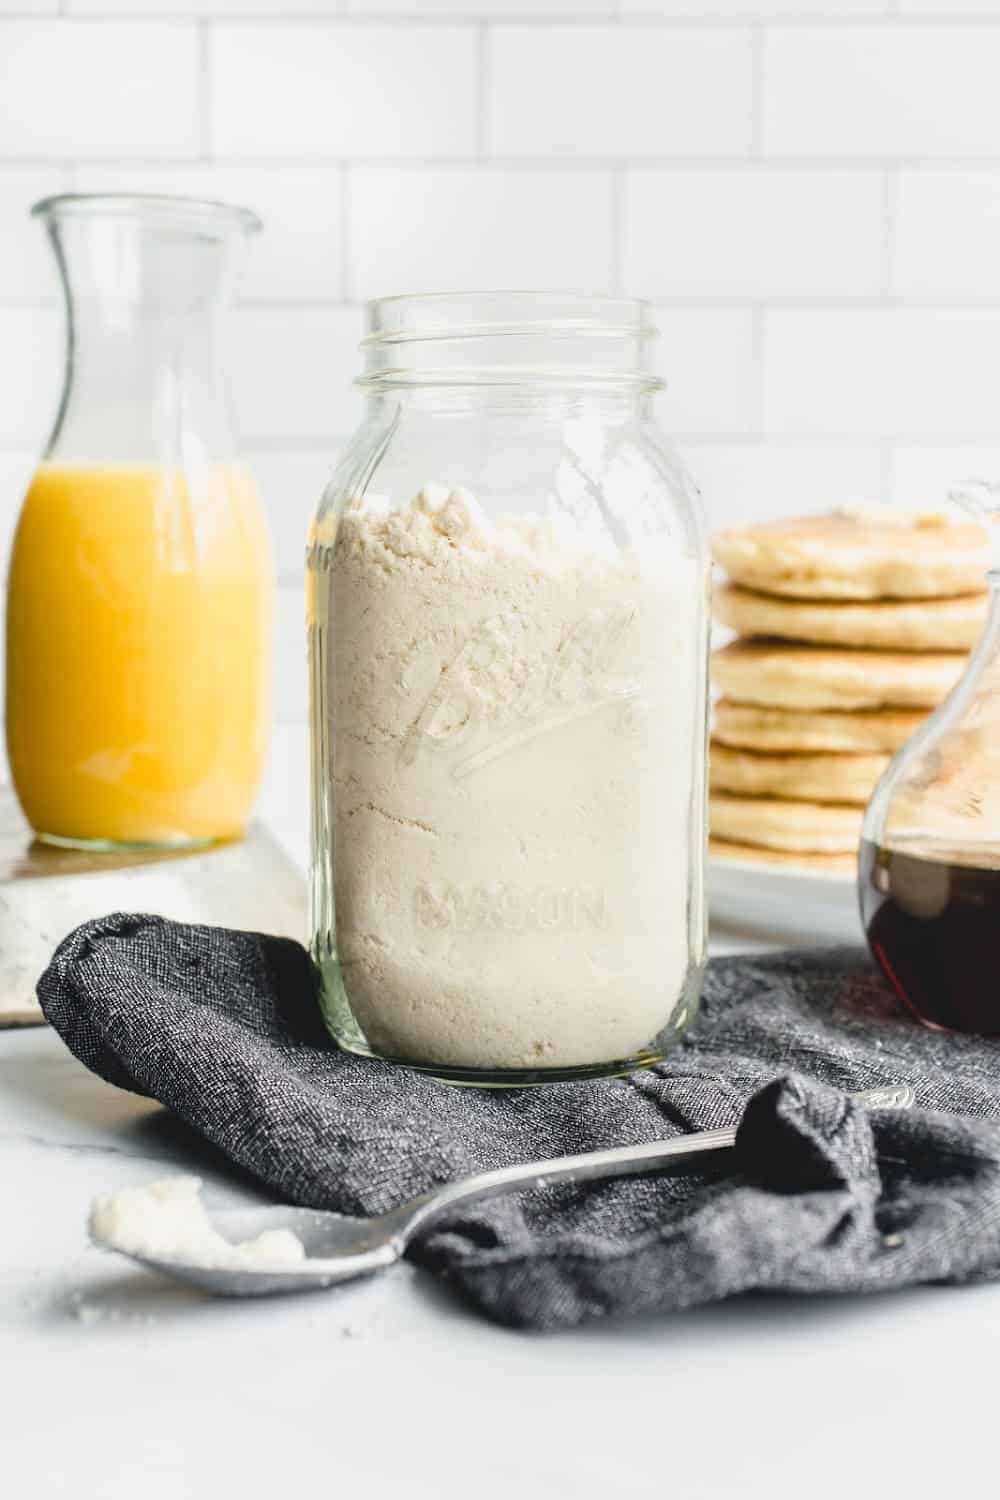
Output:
[
  {"xmin": 7, "ymin": 462, "xmax": 272, "ymax": 847},
  {"xmin": 8, "ymin": 192, "xmax": 273, "ymax": 848}
]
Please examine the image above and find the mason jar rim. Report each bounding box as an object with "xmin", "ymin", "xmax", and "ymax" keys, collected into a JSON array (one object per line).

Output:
[
  {"xmin": 363, "ymin": 290, "xmax": 657, "ymax": 343},
  {"xmin": 359, "ymin": 291, "xmax": 663, "ymax": 393}
]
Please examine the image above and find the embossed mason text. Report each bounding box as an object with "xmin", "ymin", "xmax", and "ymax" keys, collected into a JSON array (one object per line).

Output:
[{"xmin": 413, "ymin": 882, "xmax": 609, "ymax": 933}]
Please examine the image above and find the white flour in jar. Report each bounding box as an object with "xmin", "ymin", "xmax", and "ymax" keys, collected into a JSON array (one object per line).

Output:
[{"xmin": 328, "ymin": 484, "xmax": 703, "ymax": 1070}]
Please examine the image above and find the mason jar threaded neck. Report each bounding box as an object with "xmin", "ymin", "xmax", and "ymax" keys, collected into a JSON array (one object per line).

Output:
[{"xmin": 358, "ymin": 291, "xmax": 663, "ymax": 394}]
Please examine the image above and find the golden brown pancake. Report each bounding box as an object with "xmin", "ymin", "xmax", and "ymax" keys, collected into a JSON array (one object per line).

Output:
[
  {"xmin": 712, "ymin": 699, "xmax": 927, "ymax": 754},
  {"xmin": 710, "ymin": 743, "xmax": 887, "ymax": 805},
  {"xmin": 712, "ymin": 639, "xmax": 964, "ymax": 711},
  {"xmin": 710, "ymin": 793, "xmax": 863, "ymax": 853},
  {"xmin": 713, "ymin": 581, "xmax": 985, "ymax": 652},
  {"xmin": 712, "ymin": 509, "xmax": 990, "ymax": 601}
]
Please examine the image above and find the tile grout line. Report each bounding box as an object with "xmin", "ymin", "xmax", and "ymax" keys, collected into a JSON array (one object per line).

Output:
[
  {"xmin": 17, "ymin": 291, "xmax": 1000, "ymax": 311},
  {"xmin": 18, "ymin": 294, "xmax": 1000, "ymax": 312},
  {"xmin": 752, "ymin": 302, "xmax": 766, "ymax": 440},
  {"xmin": 340, "ymin": 163, "xmax": 352, "ymax": 305},
  {"xmin": 879, "ymin": 442, "xmax": 895, "ymax": 502},
  {"xmin": 17, "ymin": 12, "xmax": 1000, "ymax": 28},
  {"xmin": 198, "ymin": 19, "xmax": 212, "ymax": 163},
  {"xmin": 610, "ymin": 167, "xmax": 625, "ymax": 296},
  {"xmin": 880, "ymin": 166, "xmax": 897, "ymax": 299},
  {"xmin": 10, "ymin": 155, "xmax": 994, "ymax": 171},
  {"xmin": 6, "ymin": 432, "xmax": 1000, "ymax": 454},
  {"xmin": 749, "ymin": 21, "xmax": 764, "ymax": 161},
  {"xmin": 243, "ymin": 430, "xmax": 1000, "ymax": 448},
  {"xmin": 476, "ymin": 23, "xmax": 489, "ymax": 162}
]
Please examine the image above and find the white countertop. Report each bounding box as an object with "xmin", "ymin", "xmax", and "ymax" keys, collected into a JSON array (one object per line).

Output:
[{"xmin": 4, "ymin": 725, "xmax": 997, "ymax": 1499}]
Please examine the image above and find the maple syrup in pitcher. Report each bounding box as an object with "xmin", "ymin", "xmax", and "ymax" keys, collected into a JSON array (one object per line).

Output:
[
  {"xmin": 857, "ymin": 485, "xmax": 1000, "ymax": 1036},
  {"xmin": 860, "ymin": 840, "xmax": 1000, "ymax": 1033}
]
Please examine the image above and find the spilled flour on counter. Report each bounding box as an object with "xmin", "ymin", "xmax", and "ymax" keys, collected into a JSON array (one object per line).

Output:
[
  {"xmin": 323, "ymin": 483, "xmax": 704, "ymax": 1071},
  {"xmin": 89, "ymin": 1177, "xmax": 306, "ymax": 1271}
]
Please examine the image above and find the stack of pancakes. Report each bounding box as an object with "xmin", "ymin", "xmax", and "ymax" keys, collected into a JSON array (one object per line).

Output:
[{"xmin": 708, "ymin": 510, "xmax": 990, "ymax": 870}]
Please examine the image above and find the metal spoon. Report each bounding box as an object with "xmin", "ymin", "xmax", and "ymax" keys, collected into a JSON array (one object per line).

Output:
[{"xmin": 90, "ymin": 1083, "xmax": 915, "ymax": 1297}]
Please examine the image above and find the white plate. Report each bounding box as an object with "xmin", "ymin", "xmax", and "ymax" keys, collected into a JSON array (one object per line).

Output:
[{"xmin": 709, "ymin": 852, "xmax": 863, "ymax": 947}]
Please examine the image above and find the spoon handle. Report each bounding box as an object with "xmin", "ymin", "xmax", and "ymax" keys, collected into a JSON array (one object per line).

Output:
[{"xmin": 390, "ymin": 1084, "xmax": 914, "ymax": 1248}]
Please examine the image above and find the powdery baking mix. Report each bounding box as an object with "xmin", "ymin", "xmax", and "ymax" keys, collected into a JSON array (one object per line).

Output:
[{"xmin": 324, "ymin": 485, "xmax": 702, "ymax": 1071}]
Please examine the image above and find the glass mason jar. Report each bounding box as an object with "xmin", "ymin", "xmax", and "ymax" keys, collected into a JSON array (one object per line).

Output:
[
  {"xmin": 308, "ymin": 293, "xmax": 709, "ymax": 1084},
  {"xmin": 6, "ymin": 194, "xmax": 273, "ymax": 850}
]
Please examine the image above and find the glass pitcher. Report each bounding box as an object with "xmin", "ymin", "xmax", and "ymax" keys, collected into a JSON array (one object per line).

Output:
[
  {"xmin": 6, "ymin": 194, "xmax": 273, "ymax": 850},
  {"xmin": 860, "ymin": 485, "xmax": 1000, "ymax": 1033},
  {"xmin": 308, "ymin": 292, "xmax": 710, "ymax": 1085}
]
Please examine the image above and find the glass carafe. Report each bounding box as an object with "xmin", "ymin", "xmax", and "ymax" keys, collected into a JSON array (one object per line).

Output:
[
  {"xmin": 860, "ymin": 488, "xmax": 1000, "ymax": 1033},
  {"xmin": 6, "ymin": 194, "xmax": 273, "ymax": 850},
  {"xmin": 308, "ymin": 292, "xmax": 709, "ymax": 1085}
]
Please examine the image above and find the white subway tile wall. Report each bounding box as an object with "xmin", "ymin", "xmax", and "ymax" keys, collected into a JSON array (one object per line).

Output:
[
  {"xmin": 73, "ymin": 164, "xmax": 345, "ymax": 300},
  {"xmin": 893, "ymin": 170, "xmax": 1000, "ymax": 300},
  {"xmin": 0, "ymin": 2, "xmax": 997, "ymax": 748},
  {"xmin": 624, "ymin": 168, "xmax": 885, "ymax": 299},
  {"xmin": 623, "ymin": 0, "xmax": 887, "ymax": 11},
  {"xmin": 209, "ymin": 24, "xmax": 478, "ymax": 159},
  {"xmin": 347, "ymin": 166, "xmax": 616, "ymax": 298},
  {"xmin": 0, "ymin": 22, "xmax": 200, "ymax": 157},
  {"xmin": 655, "ymin": 307, "xmax": 759, "ymax": 436},
  {"xmin": 0, "ymin": 306, "xmax": 60, "ymax": 446},
  {"xmin": 764, "ymin": 309, "xmax": 1000, "ymax": 439},
  {"xmin": 683, "ymin": 443, "xmax": 885, "ymax": 532},
  {"xmin": 229, "ymin": 306, "xmax": 362, "ymax": 442},
  {"xmin": 488, "ymin": 26, "xmax": 754, "ymax": 158},
  {"xmin": 0, "ymin": 167, "xmax": 66, "ymax": 299},
  {"xmin": 888, "ymin": 446, "xmax": 1000, "ymax": 505},
  {"xmin": 763, "ymin": 25, "xmax": 1000, "ymax": 160}
]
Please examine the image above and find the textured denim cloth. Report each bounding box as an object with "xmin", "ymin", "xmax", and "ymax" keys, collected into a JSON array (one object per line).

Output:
[{"xmin": 37, "ymin": 913, "xmax": 1000, "ymax": 1330}]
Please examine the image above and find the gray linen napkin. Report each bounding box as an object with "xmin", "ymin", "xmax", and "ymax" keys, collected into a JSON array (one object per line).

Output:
[{"xmin": 37, "ymin": 913, "xmax": 1000, "ymax": 1329}]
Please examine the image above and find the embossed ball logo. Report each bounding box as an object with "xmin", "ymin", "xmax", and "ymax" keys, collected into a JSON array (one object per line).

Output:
[{"xmin": 400, "ymin": 604, "xmax": 641, "ymax": 779}]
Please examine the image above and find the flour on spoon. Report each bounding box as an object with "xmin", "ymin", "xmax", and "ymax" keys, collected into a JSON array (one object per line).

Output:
[{"xmin": 89, "ymin": 1177, "xmax": 306, "ymax": 1271}]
